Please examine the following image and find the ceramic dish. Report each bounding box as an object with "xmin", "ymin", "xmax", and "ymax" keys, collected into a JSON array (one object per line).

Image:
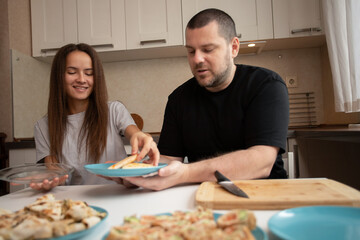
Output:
[
  {"xmin": 84, "ymin": 163, "xmax": 167, "ymax": 177},
  {"xmin": 0, "ymin": 163, "xmax": 74, "ymax": 184},
  {"xmin": 103, "ymin": 212, "xmax": 267, "ymax": 240},
  {"xmin": 268, "ymin": 206, "xmax": 360, "ymax": 240},
  {"xmin": 50, "ymin": 206, "xmax": 107, "ymax": 240}
]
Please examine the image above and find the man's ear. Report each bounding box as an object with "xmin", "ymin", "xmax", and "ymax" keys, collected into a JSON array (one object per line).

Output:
[{"xmin": 231, "ymin": 37, "xmax": 240, "ymax": 58}]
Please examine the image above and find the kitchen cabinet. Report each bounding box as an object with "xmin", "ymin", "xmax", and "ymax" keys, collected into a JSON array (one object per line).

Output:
[
  {"xmin": 31, "ymin": 0, "xmax": 126, "ymax": 57},
  {"xmin": 273, "ymin": 0, "xmax": 323, "ymax": 39},
  {"xmin": 125, "ymin": 0, "xmax": 183, "ymax": 50},
  {"xmin": 182, "ymin": 0, "xmax": 273, "ymax": 41},
  {"xmin": 289, "ymin": 128, "xmax": 360, "ymax": 191}
]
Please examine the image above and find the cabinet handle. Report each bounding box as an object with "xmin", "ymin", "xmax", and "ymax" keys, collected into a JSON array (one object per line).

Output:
[
  {"xmin": 291, "ymin": 27, "xmax": 322, "ymax": 34},
  {"xmin": 40, "ymin": 44, "xmax": 114, "ymax": 53},
  {"xmin": 140, "ymin": 39, "xmax": 166, "ymax": 45},
  {"xmin": 311, "ymin": 27, "xmax": 322, "ymax": 32},
  {"xmin": 90, "ymin": 43, "xmax": 114, "ymax": 48},
  {"xmin": 40, "ymin": 48, "xmax": 59, "ymax": 57},
  {"xmin": 291, "ymin": 28, "xmax": 312, "ymax": 34},
  {"xmin": 40, "ymin": 48, "xmax": 59, "ymax": 53}
]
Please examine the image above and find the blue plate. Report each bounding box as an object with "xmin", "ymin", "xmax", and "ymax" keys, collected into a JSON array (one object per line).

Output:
[
  {"xmin": 84, "ymin": 163, "xmax": 167, "ymax": 177},
  {"xmin": 51, "ymin": 206, "xmax": 108, "ymax": 240},
  {"xmin": 268, "ymin": 206, "xmax": 360, "ymax": 240},
  {"xmin": 103, "ymin": 212, "xmax": 267, "ymax": 240}
]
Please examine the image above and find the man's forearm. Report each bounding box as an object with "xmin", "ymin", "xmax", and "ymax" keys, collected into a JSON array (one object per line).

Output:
[{"xmin": 184, "ymin": 145, "xmax": 278, "ymax": 183}]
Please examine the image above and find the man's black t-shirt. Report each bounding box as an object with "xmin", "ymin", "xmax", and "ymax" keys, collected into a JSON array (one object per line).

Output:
[{"xmin": 158, "ymin": 64, "xmax": 289, "ymax": 178}]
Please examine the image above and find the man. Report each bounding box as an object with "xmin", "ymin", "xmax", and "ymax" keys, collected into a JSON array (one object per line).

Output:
[{"xmin": 123, "ymin": 8, "xmax": 289, "ymax": 190}]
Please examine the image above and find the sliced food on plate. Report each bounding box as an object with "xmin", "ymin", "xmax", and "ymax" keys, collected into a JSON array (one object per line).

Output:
[
  {"xmin": 122, "ymin": 162, "xmax": 153, "ymax": 169},
  {"xmin": 108, "ymin": 154, "xmax": 153, "ymax": 169},
  {"xmin": 0, "ymin": 194, "xmax": 107, "ymax": 240},
  {"xmin": 106, "ymin": 206, "xmax": 256, "ymax": 240}
]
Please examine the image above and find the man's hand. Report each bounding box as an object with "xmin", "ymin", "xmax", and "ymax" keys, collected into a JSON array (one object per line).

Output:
[
  {"xmin": 120, "ymin": 145, "xmax": 279, "ymax": 191},
  {"xmin": 122, "ymin": 160, "xmax": 189, "ymax": 191}
]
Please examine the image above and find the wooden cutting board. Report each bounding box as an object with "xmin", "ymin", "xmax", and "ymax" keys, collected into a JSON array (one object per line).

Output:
[{"xmin": 196, "ymin": 178, "xmax": 360, "ymax": 210}]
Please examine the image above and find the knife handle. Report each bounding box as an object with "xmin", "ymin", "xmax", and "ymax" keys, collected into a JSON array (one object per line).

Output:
[{"xmin": 215, "ymin": 170, "xmax": 230, "ymax": 182}]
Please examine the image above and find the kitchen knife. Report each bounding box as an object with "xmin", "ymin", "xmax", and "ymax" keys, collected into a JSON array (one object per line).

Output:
[{"xmin": 214, "ymin": 170, "xmax": 249, "ymax": 198}]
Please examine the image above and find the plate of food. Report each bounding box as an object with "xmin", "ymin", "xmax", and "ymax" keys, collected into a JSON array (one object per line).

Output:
[
  {"xmin": 85, "ymin": 154, "xmax": 167, "ymax": 177},
  {"xmin": 0, "ymin": 194, "xmax": 108, "ymax": 240},
  {"xmin": 0, "ymin": 163, "xmax": 74, "ymax": 184},
  {"xmin": 268, "ymin": 206, "xmax": 360, "ymax": 240},
  {"xmin": 104, "ymin": 207, "xmax": 267, "ymax": 240}
]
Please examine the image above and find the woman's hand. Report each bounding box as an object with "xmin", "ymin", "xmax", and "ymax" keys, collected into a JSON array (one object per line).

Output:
[
  {"xmin": 125, "ymin": 125, "xmax": 160, "ymax": 166},
  {"xmin": 29, "ymin": 175, "xmax": 68, "ymax": 191},
  {"xmin": 29, "ymin": 155, "xmax": 67, "ymax": 191}
]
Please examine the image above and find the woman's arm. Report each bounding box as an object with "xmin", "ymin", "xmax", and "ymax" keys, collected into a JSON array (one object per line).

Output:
[{"xmin": 124, "ymin": 125, "xmax": 160, "ymax": 165}]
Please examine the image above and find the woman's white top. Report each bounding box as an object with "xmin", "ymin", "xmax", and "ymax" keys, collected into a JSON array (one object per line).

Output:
[{"xmin": 34, "ymin": 101, "xmax": 135, "ymax": 185}]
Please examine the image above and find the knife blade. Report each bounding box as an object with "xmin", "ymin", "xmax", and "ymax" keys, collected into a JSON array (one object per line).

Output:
[{"xmin": 214, "ymin": 170, "xmax": 249, "ymax": 198}]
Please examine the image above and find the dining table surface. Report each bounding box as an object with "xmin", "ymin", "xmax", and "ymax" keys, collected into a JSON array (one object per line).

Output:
[{"xmin": 0, "ymin": 183, "xmax": 280, "ymax": 240}]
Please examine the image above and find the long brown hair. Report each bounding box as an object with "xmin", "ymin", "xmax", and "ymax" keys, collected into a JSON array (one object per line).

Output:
[{"xmin": 48, "ymin": 43, "xmax": 108, "ymax": 163}]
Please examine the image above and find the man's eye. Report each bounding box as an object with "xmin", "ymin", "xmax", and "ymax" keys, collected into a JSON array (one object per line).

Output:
[{"xmin": 204, "ymin": 48, "xmax": 213, "ymax": 53}]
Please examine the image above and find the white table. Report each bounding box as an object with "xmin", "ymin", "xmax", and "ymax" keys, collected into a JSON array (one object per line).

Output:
[{"xmin": 0, "ymin": 184, "xmax": 280, "ymax": 239}]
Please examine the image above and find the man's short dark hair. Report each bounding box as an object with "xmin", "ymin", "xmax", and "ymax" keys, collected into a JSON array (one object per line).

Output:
[{"xmin": 186, "ymin": 8, "xmax": 236, "ymax": 43}]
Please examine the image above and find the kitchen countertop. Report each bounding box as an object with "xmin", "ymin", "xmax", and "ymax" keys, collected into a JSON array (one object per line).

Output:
[
  {"xmin": 287, "ymin": 125, "xmax": 360, "ymax": 137},
  {"xmin": 0, "ymin": 183, "xmax": 279, "ymax": 240},
  {"xmin": 288, "ymin": 125, "xmax": 360, "ymax": 144},
  {"xmin": 5, "ymin": 134, "xmax": 161, "ymax": 149}
]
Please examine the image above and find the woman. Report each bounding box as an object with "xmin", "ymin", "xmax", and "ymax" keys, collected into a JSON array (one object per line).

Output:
[{"xmin": 32, "ymin": 43, "xmax": 159, "ymax": 190}]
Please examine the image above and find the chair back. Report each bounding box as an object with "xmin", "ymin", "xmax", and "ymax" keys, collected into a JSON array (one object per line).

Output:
[{"xmin": 130, "ymin": 113, "xmax": 144, "ymax": 130}]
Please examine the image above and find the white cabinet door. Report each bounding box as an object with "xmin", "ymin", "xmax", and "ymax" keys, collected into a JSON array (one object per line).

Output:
[
  {"xmin": 125, "ymin": 0, "xmax": 183, "ymax": 49},
  {"xmin": 273, "ymin": 0, "xmax": 323, "ymax": 39},
  {"xmin": 31, "ymin": 0, "xmax": 78, "ymax": 57},
  {"xmin": 182, "ymin": 0, "xmax": 273, "ymax": 42},
  {"xmin": 77, "ymin": 0, "xmax": 126, "ymax": 52},
  {"xmin": 31, "ymin": 0, "xmax": 126, "ymax": 57}
]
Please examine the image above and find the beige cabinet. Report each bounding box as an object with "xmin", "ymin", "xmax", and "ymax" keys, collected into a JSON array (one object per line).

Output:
[
  {"xmin": 31, "ymin": 0, "xmax": 126, "ymax": 57},
  {"xmin": 125, "ymin": 0, "xmax": 183, "ymax": 50},
  {"xmin": 273, "ymin": 0, "xmax": 323, "ymax": 39},
  {"xmin": 182, "ymin": 0, "xmax": 273, "ymax": 41}
]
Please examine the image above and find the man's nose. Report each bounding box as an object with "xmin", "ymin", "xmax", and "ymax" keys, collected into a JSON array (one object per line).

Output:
[{"xmin": 193, "ymin": 50, "xmax": 204, "ymax": 64}]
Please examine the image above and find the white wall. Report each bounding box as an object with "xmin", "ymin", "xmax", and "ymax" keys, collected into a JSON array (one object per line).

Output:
[
  {"xmin": 103, "ymin": 47, "xmax": 325, "ymax": 132},
  {"xmin": 12, "ymin": 47, "xmax": 327, "ymax": 137}
]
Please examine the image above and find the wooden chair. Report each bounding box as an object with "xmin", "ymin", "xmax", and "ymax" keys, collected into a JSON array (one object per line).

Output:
[{"xmin": 131, "ymin": 113, "xmax": 144, "ymax": 130}]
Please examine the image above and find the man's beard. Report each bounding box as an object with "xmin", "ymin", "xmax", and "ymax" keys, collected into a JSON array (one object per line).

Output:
[
  {"xmin": 195, "ymin": 50, "xmax": 233, "ymax": 89},
  {"xmin": 196, "ymin": 61, "xmax": 232, "ymax": 89}
]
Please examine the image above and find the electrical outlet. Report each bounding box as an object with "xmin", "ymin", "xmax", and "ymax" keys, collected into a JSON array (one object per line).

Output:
[{"xmin": 286, "ymin": 76, "xmax": 298, "ymax": 88}]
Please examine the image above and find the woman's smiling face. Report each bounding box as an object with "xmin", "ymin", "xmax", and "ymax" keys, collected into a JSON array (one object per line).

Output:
[{"xmin": 64, "ymin": 50, "xmax": 94, "ymax": 107}]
